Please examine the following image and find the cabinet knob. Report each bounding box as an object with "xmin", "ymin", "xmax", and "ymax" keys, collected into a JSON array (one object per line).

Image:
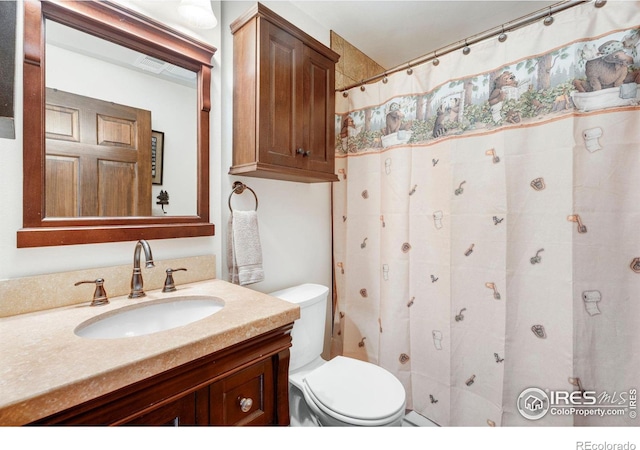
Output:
[
  {"xmin": 296, "ymin": 148, "xmax": 311, "ymax": 157},
  {"xmin": 239, "ymin": 397, "xmax": 253, "ymax": 413}
]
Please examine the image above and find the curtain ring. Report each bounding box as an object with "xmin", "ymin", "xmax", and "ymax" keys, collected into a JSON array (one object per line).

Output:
[
  {"xmin": 543, "ymin": 8, "xmax": 554, "ymax": 26},
  {"xmin": 594, "ymin": 0, "xmax": 606, "ymax": 7},
  {"xmin": 433, "ymin": 51, "xmax": 440, "ymax": 66},
  {"xmin": 407, "ymin": 64, "xmax": 413, "ymax": 75},
  {"xmin": 498, "ymin": 26, "xmax": 507, "ymax": 42},
  {"xmin": 382, "ymin": 73, "xmax": 388, "ymax": 83},
  {"xmin": 462, "ymin": 40, "xmax": 471, "ymax": 55}
]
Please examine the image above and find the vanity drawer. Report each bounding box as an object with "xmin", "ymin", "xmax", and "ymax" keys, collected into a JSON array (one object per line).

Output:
[{"xmin": 210, "ymin": 359, "xmax": 274, "ymax": 426}]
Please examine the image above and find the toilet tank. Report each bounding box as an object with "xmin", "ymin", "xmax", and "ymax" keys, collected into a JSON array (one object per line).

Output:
[{"xmin": 269, "ymin": 284, "xmax": 328, "ymax": 372}]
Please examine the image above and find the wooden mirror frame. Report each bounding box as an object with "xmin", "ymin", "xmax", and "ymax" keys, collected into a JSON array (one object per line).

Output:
[{"xmin": 19, "ymin": 0, "xmax": 216, "ymax": 247}]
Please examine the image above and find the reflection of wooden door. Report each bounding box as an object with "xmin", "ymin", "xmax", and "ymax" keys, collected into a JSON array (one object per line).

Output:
[{"xmin": 45, "ymin": 88, "xmax": 152, "ymax": 217}]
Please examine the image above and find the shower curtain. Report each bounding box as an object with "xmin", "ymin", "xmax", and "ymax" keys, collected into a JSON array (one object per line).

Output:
[{"xmin": 332, "ymin": 2, "xmax": 639, "ymax": 426}]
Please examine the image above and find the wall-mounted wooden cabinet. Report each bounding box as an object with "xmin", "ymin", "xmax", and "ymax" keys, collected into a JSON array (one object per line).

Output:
[{"xmin": 230, "ymin": 3, "xmax": 340, "ymax": 183}]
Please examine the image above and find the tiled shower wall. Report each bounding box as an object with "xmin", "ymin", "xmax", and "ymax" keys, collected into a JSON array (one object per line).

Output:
[{"xmin": 331, "ymin": 31, "xmax": 385, "ymax": 91}]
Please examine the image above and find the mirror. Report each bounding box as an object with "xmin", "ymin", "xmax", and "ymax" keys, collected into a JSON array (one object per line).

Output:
[
  {"xmin": 45, "ymin": 20, "xmax": 198, "ymax": 218},
  {"xmin": 19, "ymin": 0, "xmax": 216, "ymax": 247}
]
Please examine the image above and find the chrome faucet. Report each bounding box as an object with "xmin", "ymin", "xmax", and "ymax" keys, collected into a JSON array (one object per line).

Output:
[{"xmin": 129, "ymin": 240, "xmax": 155, "ymax": 298}]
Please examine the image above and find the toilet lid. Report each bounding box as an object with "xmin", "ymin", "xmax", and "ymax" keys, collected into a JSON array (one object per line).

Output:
[{"xmin": 302, "ymin": 356, "xmax": 406, "ymax": 421}]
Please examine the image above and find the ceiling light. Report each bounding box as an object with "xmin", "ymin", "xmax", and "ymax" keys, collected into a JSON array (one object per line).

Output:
[{"xmin": 178, "ymin": 0, "xmax": 217, "ymax": 29}]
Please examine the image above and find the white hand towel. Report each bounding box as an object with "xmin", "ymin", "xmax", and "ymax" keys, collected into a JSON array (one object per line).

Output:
[{"xmin": 227, "ymin": 210, "xmax": 264, "ymax": 286}]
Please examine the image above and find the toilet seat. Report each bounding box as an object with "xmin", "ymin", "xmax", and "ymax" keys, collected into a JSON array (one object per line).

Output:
[{"xmin": 300, "ymin": 356, "xmax": 406, "ymax": 426}]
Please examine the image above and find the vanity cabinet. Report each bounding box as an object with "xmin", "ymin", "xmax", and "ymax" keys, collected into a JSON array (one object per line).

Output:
[
  {"xmin": 229, "ymin": 3, "xmax": 340, "ymax": 183},
  {"xmin": 31, "ymin": 326, "xmax": 292, "ymax": 426}
]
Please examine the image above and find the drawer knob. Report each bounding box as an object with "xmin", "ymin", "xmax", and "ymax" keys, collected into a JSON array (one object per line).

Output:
[
  {"xmin": 239, "ymin": 397, "xmax": 253, "ymax": 413},
  {"xmin": 296, "ymin": 148, "xmax": 311, "ymax": 157}
]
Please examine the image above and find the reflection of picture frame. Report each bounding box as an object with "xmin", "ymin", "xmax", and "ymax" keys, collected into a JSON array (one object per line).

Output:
[
  {"xmin": 0, "ymin": 1, "xmax": 17, "ymax": 139},
  {"xmin": 151, "ymin": 130, "xmax": 164, "ymax": 185}
]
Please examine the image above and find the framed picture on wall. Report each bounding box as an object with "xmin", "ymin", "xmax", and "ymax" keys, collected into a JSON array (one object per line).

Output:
[{"xmin": 151, "ymin": 130, "xmax": 164, "ymax": 185}]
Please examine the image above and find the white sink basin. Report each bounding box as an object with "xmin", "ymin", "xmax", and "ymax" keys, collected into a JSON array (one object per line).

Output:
[{"xmin": 75, "ymin": 295, "xmax": 224, "ymax": 339}]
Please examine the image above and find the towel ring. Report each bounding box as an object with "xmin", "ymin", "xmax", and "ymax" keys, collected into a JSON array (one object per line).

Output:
[{"xmin": 228, "ymin": 181, "xmax": 258, "ymax": 212}]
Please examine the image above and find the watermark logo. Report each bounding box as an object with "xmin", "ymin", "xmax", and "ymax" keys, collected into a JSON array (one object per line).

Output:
[
  {"xmin": 517, "ymin": 387, "xmax": 550, "ymax": 420},
  {"xmin": 517, "ymin": 387, "xmax": 637, "ymax": 420},
  {"xmin": 576, "ymin": 442, "xmax": 636, "ymax": 450}
]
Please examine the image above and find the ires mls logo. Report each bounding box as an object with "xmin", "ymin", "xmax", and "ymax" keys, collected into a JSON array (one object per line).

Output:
[
  {"xmin": 517, "ymin": 387, "xmax": 637, "ymax": 420},
  {"xmin": 517, "ymin": 388, "xmax": 550, "ymax": 420}
]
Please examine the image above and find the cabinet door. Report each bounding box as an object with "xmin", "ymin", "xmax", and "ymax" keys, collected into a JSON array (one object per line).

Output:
[
  {"xmin": 209, "ymin": 359, "xmax": 275, "ymax": 425},
  {"xmin": 258, "ymin": 21, "xmax": 304, "ymax": 169},
  {"xmin": 301, "ymin": 45, "xmax": 336, "ymax": 175}
]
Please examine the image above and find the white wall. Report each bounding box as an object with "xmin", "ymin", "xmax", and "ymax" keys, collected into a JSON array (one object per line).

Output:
[{"xmin": 0, "ymin": 1, "xmax": 333, "ymax": 303}]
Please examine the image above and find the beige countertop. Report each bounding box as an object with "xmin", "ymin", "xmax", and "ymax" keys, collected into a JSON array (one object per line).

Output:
[{"xmin": 0, "ymin": 279, "xmax": 299, "ymax": 426}]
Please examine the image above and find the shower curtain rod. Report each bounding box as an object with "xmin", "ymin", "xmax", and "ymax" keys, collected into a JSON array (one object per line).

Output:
[{"xmin": 338, "ymin": 0, "xmax": 596, "ymax": 92}]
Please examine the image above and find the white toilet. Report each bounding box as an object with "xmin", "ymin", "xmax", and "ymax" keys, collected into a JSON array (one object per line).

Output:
[{"xmin": 270, "ymin": 284, "xmax": 406, "ymax": 426}]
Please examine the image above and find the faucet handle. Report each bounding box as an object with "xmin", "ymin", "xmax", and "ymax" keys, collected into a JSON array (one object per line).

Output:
[
  {"xmin": 163, "ymin": 268, "xmax": 187, "ymax": 293},
  {"xmin": 75, "ymin": 278, "xmax": 109, "ymax": 306}
]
